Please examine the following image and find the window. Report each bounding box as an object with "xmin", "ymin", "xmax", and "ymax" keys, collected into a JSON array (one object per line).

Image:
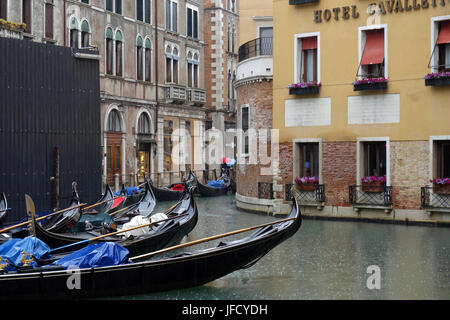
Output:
[
  {"xmin": 165, "ymin": 45, "xmax": 179, "ymax": 83},
  {"xmin": 187, "ymin": 51, "xmax": 199, "ymax": 87},
  {"xmin": 45, "ymin": 2, "xmax": 54, "ymax": 39},
  {"xmin": 80, "ymin": 0, "xmax": 89, "ymax": 4},
  {"xmin": 138, "ymin": 113, "xmax": 151, "ymax": 134},
  {"xmin": 22, "ymin": 0, "xmax": 32, "ymax": 34},
  {"xmin": 106, "ymin": 0, "xmax": 122, "ymax": 14},
  {"xmin": 241, "ymin": 106, "xmax": 249, "ymax": 154},
  {"xmin": 137, "ymin": 37, "xmax": 144, "ymax": 81},
  {"xmin": 358, "ymin": 28, "xmax": 386, "ymax": 78},
  {"xmin": 362, "ymin": 142, "xmax": 387, "ymax": 178},
  {"xmin": 259, "ymin": 27, "xmax": 273, "ymax": 56},
  {"xmin": 436, "ymin": 20, "xmax": 450, "ymax": 72},
  {"xmin": 299, "ymin": 37, "xmax": 317, "ymax": 83},
  {"xmin": 0, "ymin": 0, "xmax": 7, "ymax": 20},
  {"xmin": 187, "ymin": 5, "xmax": 198, "ymax": 39},
  {"xmin": 227, "ymin": 0, "xmax": 236, "ymax": 12},
  {"xmin": 107, "ymin": 110, "xmax": 122, "ymax": 132},
  {"xmin": 137, "ymin": 0, "xmax": 151, "ymax": 24},
  {"xmin": 166, "ymin": 0, "xmax": 177, "ymax": 32},
  {"xmin": 106, "ymin": 27, "xmax": 114, "ymax": 75},
  {"xmin": 434, "ymin": 141, "xmax": 450, "ymax": 178},
  {"xmin": 145, "ymin": 39, "xmax": 151, "ymax": 82},
  {"xmin": 81, "ymin": 20, "xmax": 90, "ymax": 48},
  {"xmin": 297, "ymin": 143, "xmax": 319, "ymax": 178},
  {"xmin": 70, "ymin": 18, "xmax": 79, "ymax": 49},
  {"xmin": 115, "ymin": 30, "xmax": 123, "ymax": 77}
]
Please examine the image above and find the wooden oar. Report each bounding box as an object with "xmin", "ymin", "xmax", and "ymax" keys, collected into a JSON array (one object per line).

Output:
[
  {"xmin": 130, "ymin": 217, "xmax": 296, "ymax": 261},
  {"xmin": 0, "ymin": 203, "xmax": 87, "ymax": 234},
  {"xmin": 50, "ymin": 213, "xmax": 189, "ymax": 253}
]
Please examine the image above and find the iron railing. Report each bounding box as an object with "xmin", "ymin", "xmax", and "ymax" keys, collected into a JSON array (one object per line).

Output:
[
  {"xmin": 421, "ymin": 187, "xmax": 450, "ymax": 209},
  {"xmin": 288, "ymin": 184, "xmax": 326, "ymax": 204},
  {"xmin": 349, "ymin": 185, "xmax": 393, "ymax": 207},
  {"xmin": 258, "ymin": 182, "xmax": 274, "ymax": 200},
  {"xmin": 238, "ymin": 37, "xmax": 273, "ymax": 63}
]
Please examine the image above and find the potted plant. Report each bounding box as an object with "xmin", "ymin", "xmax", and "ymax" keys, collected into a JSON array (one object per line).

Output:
[
  {"xmin": 288, "ymin": 82, "xmax": 321, "ymax": 95},
  {"xmin": 424, "ymin": 72, "xmax": 450, "ymax": 87},
  {"xmin": 295, "ymin": 176, "xmax": 319, "ymax": 191},
  {"xmin": 361, "ymin": 176, "xmax": 386, "ymax": 193},
  {"xmin": 430, "ymin": 178, "xmax": 450, "ymax": 195},
  {"xmin": 353, "ymin": 77, "xmax": 388, "ymax": 91}
]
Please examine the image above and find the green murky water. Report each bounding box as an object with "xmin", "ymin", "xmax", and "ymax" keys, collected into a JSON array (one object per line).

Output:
[{"xmin": 114, "ymin": 195, "xmax": 449, "ymax": 300}]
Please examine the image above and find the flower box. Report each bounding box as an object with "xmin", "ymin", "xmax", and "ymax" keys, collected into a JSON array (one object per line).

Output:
[
  {"xmin": 425, "ymin": 77, "xmax": 450, "ymax": 87},
  {"xmin": 295, "ymin": 184, "xmax": 317, "ymax": 192},
  {"xmin": 430, "ymin": 178, "xmax": 450, "ymax": 194},
  {"xmin": 433, "ymin": 184, "xmax": 450, "ymax": 195},
  {"xmin": 362, "ymin": 182, "xmax": 386, "ymax": 193},
  {"xmin": 353, "ymin": 82, "xmax": 388, "ymax": 91},
  {"xmin": 288, "ymin": 82, "xmax": 321, "ymax": 95}
]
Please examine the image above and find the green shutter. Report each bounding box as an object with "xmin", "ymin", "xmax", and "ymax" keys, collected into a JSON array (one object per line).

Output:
[
  {"xmin": 81, "ymin": 20, "xmax": 90, "ymax": 33},
  {"xmin": 145, "ymin": 39, "xmax": 151, "ymax": 49},
  {"xmin": 137, "ymin": 36, "xmax": 143, "ymax": 47},
  {"xmin": 106, "ymin": 27, "xmax": 113, "ymax": 39},
  {"xmin": 115, "ymin": 30, "xmax": 123, "ymax": 42}
]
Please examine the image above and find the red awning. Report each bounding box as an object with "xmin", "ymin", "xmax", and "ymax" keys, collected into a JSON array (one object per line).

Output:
[
  {"xmin": 302, "ymin": 37, "xmax": 317, "ymax": 51},
  {"xmin": 361, "ymin": 29, "xmax": 385, "ymax": 66},
  {"xmin": 437, "ymin": 20, "xmax": 450, "ymax": 45}
]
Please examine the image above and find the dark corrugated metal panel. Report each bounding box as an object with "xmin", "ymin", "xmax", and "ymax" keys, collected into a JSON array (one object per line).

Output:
[{"xmin": 0, "ymin": 38, "xmax": 102, "ymax": 224}]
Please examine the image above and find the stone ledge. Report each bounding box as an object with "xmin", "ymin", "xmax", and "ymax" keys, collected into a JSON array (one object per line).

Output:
[{"xmin": 352, "ymin": 204, "xmax": 393, "ymax": 214}]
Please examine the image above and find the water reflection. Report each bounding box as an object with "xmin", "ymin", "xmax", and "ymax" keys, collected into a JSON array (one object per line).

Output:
[{"xmin": 117, "ymin": 195, "xmax": 449, "ymax": 300}]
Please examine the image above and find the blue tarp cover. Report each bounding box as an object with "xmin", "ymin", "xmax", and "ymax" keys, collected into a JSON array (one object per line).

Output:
[
  {"xmin": 0, "ymin": 237, "xmax": 53, "ymax": 271},
  {"xmin": 114, "ymin": 187, "xmax": 141, "ymax": 196},
  {"xmin": 207, "ymin": 179, "xmax": 225, "ymax": 188},
  {"xmin": 52, "ymin": 242, "xmax": 130, "ymax": 269}
]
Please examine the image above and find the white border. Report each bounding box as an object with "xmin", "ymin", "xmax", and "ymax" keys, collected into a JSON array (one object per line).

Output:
[
  {"xmin": 430, "ymin": 15, "xmax": 450, "ymax": 72},
  {"xmin": 292, "ymin": 138, "xmax": 323, "ymax": 184}
]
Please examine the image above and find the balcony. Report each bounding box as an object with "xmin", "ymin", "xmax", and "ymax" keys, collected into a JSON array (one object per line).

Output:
[
  {"xmin": 349, "ymin": 185, "xmax": 393, "ymax": 212},
  {"xmin": 0, "ymin": 20, "xmax": 25, "ymax": 40},
  {"xmin": 287, "ymin": 183, "xmax": 325, "ymax": 209},
  {"xmin": 289, "ymin": 0, "xmax": 320, "ymax": 4},
  {"xmin": 238, "ymin": 37, "xmax": 273, "ymax": 63},
  {"xmin": 166, "ymin": 84, "xmax": 187, "ymax": 104},
  {"xmin": 187, "ymin": 88, "xmax": 206, "ymax": 106},
  {"xmin": 421, "ymin": 186, "xmax": 450, "ymax": 213}
]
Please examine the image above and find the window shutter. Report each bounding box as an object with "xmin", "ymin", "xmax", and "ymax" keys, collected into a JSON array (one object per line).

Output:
[{"xmin": 45, "ymin": 3, "xmax": 54, "ymax": 39}]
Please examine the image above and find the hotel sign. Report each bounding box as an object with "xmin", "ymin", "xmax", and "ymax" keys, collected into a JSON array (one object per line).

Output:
[{"xmin": 314, "ymin": 0, "xmax": 448, "ymax": 23}]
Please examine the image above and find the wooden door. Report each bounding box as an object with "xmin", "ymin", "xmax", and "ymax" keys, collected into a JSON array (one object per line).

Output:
[{"xmin": 106, "ymin": 132, "xmax": 122, "ymax": 186}]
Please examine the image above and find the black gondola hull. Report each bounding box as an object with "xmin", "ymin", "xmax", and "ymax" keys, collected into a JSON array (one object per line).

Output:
[{"xmin": 0, "ymin": 201, "xmax": 300, "ymax": 300}]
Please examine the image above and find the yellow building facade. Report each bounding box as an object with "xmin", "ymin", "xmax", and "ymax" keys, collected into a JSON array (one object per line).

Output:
[{"xmin": 273, "ymin": 0, "xmax": 450, "ymax": 224}]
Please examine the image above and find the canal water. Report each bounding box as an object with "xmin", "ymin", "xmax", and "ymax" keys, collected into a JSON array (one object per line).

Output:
[{"xmin": 118, "ymin": 195, "xmax": 449, "ymax": 300}]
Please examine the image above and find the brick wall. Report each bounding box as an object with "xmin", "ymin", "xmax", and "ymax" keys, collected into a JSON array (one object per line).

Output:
[
  {"xmin": 390, "ymin": 140, "xmax": 429, "ymax": 210},
  {"xmin": 322, "ymin": 142, "xmax": 357, "ymax": 207}
]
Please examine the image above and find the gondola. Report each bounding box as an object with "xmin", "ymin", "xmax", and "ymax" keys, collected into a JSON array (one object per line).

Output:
[
  {"xmin": 0, "ymin": 197, "xmax": 301, "ymax": 300},
  {"xmin": 40, "ymin": 182, "xmax": 82, "ymax": 234},
  {"xmin": 149, "ymin": 179, "xmax": 185, "ymax": 202},
  {"xmin": 0, "ymin": 193, "xmax": 9, "ymax": 227},
  {"xmin": 29, "ymin": 181, "xmax": 198, "ymax": 256},
  {"xmin": 190, "ymin": 170, "xmax": 232, "ymax": 197}
]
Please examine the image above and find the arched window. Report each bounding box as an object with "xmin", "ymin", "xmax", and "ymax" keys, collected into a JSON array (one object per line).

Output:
[
  {"xmin": 193, "ymin": 53, "xmax": 199, "ymax": 88},
  {"xmin": 115, "ymin": 30, "xmax": 123, "ymax": 77},
  {"xmin": 145, "ymin": 39, "xmax": 152, "ymax": 82},
  {"xmin": 70, "ymin": 17, "xmax": 79, "ymax": 49},
  {"xmin": 138, "ymin": 113, "xmax": 151, "ymax": 134},
  {"xmin": 137, "ymin": 36, "xmax": 144, "ymax": 80},
  {"xmin": 107, "ymin": 109, "xmax": 121, "ymax": 132},
  {"xmin": 81, "ymin": 20, "xmax": 90, "ymax": 48},
  {"xmin": 106, "ymin": 27, "xmax": 114, "ymax": 75}
]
